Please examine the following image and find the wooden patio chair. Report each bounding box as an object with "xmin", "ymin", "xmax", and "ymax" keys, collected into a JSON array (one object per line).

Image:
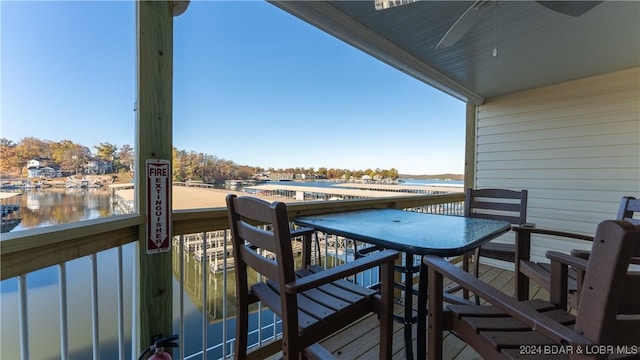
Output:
[
  {"xmin": 422, "ymin": 219, "xmax": 640, "ymax": 360},
  {"xmin": 515, "ymin": 195, "xmax": 640, "ymax": 302},
  {"xmin": 226, "ymin": 194, "xmax": 398, "ymax": 360},
  {"xmin": 455, "ymin": 188, "xmax": 530, "ymax": 302}
]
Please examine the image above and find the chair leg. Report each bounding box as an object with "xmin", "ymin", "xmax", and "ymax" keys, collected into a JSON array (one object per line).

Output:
[
  {"xmin": 235, "ymin": 303, "xmax": 248, "ymax": 360},
  {"xmin": 462, "ymin": 253, "xmax": 471, "ymax": 300},
  {"xmin": 353, "ymin": 240, "xmax": 361, "ymax": 259},
  {"xmin": 474, "ymin": 247, "xmax": 481, "ymax": 305},
  {"xmin": 417, "ymin": 260, "xmax": 429, "ymax": 360},
  {"xmin": 379, "ymin": 260, "xmax": 394, "ymax": 360},
  {"xmin": 427, "ymin": 265, "xmax": 444, "ymax": 360},
  {"xmin": 473, "ymin": 247, "xmax": 481, "ymax": 277}
]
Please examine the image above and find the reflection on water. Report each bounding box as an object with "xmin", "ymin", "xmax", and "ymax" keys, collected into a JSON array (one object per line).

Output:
[{"xmin": 2, "ymin": 188, "xmax": 114, "ymax": 233}]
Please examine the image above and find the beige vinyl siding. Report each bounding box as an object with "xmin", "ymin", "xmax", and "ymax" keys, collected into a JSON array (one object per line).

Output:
[{"xmin": 475, "ymin": 67, "xmax": 640, "ymax": 263}]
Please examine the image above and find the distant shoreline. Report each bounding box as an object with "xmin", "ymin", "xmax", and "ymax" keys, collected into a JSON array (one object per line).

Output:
[{"xmin": 399, "ymin": 174, "xmax": 463, "ymax": 181}]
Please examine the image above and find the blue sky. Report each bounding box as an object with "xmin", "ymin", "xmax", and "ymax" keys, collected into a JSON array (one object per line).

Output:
[{"xmin": 1, "ymin": 1, "xmax": 466, "ymax": 175}]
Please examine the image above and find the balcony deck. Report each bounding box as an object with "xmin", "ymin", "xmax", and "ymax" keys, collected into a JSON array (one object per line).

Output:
[{"xmin": 263, "ymin": 262, "xmax": 549, "ymax": 360}]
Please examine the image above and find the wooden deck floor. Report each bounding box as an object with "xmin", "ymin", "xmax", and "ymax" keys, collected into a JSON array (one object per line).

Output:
[{"xmin": 265, "ymin": 262, "xmax": 549, "ymax": 360}]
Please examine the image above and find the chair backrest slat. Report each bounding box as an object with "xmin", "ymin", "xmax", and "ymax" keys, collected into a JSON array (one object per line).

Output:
[
  {"xmin": 239, "ymin": 245, "xmax": 280, "ymax": 281},
  {"xmin": 237, "ymin": 222, "xmax": 279, "ymax": 253},
  {"xmin": 470, "ymin": 200, "xmax": 523, "ymax": 213},
  {"xmin": 233, "ymin": 196, "xmax": 278, "ymax": 223},
  {"xmin": 617, "ymin": 196, "xmax": 640, "ymax": 225},
  {"xmin": 467, "ymin": 212, "xmax": 524, "ymax": 225}
]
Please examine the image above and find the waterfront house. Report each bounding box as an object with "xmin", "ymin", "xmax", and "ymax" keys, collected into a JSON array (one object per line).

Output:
[
  {"xmin": 27, "ymin": 158, "xmax": 49, "ymax": 169},
  {"xmin": 295, "ymin": 173, "xmax": 318, "ymax": 181},
  {"xmin": 26, "ymin": 158, "xmax": 62, "ymax": 178},
  {"xmin": 1, "ymin": 1, "xmax": 638, "ymax": 359}
]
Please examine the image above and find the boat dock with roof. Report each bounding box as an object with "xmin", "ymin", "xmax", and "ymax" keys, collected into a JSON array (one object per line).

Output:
[
  {"xmin": 333, "ymin": 182, "xmax": 463, "ymax": 194},
  {"xmin": 243, "ymin": 183, "xmax": 462, "ymax": 201},
  {"xmin": 1, "ymin": 192, "xmax": 22, "ymax": 233}
]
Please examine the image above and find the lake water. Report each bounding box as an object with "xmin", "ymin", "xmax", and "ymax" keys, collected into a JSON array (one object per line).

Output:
[{"xmin": 0, "ymin": 179, "xmax": 461, "ymax": 359}]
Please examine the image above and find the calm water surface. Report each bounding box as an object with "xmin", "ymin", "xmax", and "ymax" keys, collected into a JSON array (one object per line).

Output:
[{"xmin": 2, "ymin": 188, "xmax": 114, "ymax": 233}]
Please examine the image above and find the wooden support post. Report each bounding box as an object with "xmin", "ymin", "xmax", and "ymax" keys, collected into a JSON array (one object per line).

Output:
[
  {"xmin": 136, "ymin": 0, "xmax": 173, "ymax": 353},
  {"xmin": 464, "ymin": 103, "xmax": 476, "ymax": 190}
]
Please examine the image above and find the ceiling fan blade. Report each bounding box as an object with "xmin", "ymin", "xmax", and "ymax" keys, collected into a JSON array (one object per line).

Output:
[
  {"xmin": 535, "ymin": 1, "xmax": 602, "ymax": 17},
  {"xmin": 172, "ymin": 0, "xmax": 190, "ymax": 16},
  {"xmin": 436, "ymin": 0, "xmax": 493, "ymax": 50},
  {"xmin": 374, "ymin": 0, "xmax": 419, "ymax": 11}
]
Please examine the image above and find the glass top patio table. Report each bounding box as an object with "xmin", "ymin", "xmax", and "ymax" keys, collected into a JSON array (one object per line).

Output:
[
  {"xmin": 293, "ymin": 208, "xmax": 511, "ymax": 257},
  {"xmin": 294, "ymin": 208, "xmax": 511, "ymax": 360}
]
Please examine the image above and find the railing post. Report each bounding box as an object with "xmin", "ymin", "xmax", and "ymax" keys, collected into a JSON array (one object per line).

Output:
[
  {"xmin": 90, "ymin": 254, "xmax": 100, "ymax": 360},
  {"xmin": 18, "ymin": 275, "xmax": 29, "ymax": 360},
  {"xmin": 136, "ymin": 0, "xmax": 173, "ymax": 354},
  {"xmin": 59, "ymin": 264, "xmax": 69, "ymax": 360},
  {"xmin": 464, "ymin": 102, "xmax": 476, "ymax": 190}
]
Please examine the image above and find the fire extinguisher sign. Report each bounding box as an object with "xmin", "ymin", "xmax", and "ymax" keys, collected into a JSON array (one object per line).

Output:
[{"xmin": 146, "ymin": 159, "xmax": 171, "ymax": 254}]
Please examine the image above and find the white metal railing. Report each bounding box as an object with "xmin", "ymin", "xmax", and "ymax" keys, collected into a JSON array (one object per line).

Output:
[
  {"xmin": 1, "ymin": 193, "xmax": 465, "ymax": 359},
  {"xmin": 12, "ymin": 246, "xmax": 130, "ymax": 360}
]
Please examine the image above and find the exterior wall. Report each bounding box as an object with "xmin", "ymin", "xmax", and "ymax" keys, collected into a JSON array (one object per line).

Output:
[
  {"xmin": 474, "ymin": 67, "xmax": 640, "ymax": 262},
  {"xmin": 86, "ymin": 159, "xmax": 113, "ymax": 174}
]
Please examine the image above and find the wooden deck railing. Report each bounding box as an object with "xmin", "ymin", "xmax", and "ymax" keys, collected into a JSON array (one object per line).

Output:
[{"xmin": 0, "ymin": 192, "xmax": 465, "ymax": 359}]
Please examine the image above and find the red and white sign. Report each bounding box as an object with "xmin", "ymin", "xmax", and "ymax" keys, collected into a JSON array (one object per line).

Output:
[{"xmin": 146, "ymin": 159, "xmax": 170, "ymax": 254}]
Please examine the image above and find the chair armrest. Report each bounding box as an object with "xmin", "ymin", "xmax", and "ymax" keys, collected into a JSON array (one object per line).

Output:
[
  {"xmin": 513, "ymin": 226, "xmax": 591, "ymax": 301},
  {"xmin": 570, "ymin": 249, "xmax": 591, "ymax": 260},
  {"xmin": 512, "ymin": 226, "xmax": 593, "ymax": 241},
  {"xmin": 356, "ymin": 244, "xmax": 383, "ymax": 256},
  {"xmin": 252, "ymin": 225, "xmax": 314, "ymax": 253},
  {"xmin": 567, "ymin": 251, "xmax": 639, "ymax": 264},
  {"xmin": 423, "ymin": 255, "xmax": 593, "ymax": 346},
  {"xmin": 285, "ymin": 249, "xmax": 399, "ymax": 294},
  {"xmin": 545, "ymin": 251, "xmax": 588, "ymax": 271}
]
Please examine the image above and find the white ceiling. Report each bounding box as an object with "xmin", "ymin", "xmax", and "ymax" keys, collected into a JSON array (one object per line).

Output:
[{"xmin": 271, "ymin": 0, "xmax": 640, "ymax": 104}]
